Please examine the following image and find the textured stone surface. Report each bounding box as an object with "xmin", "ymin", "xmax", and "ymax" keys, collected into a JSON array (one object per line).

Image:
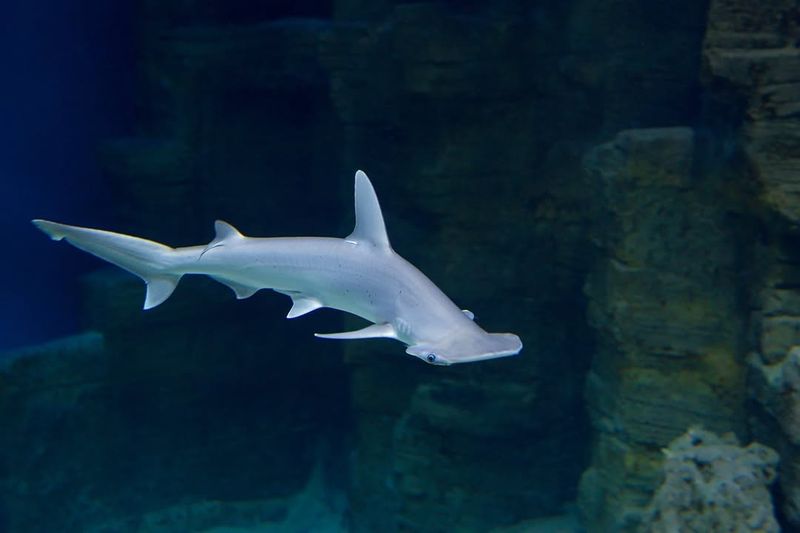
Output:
[
  {"xmin": 577, "ymin": 128, "xmax": 749, "ymax": 532},
  {"xmin": 750, "ymin": 346, "xmax": 800, "ymax": 523},
  {"xmin": 565, "ymin": 0, "xmax": 709, "ymax": 133},
  {"xmin": 103, "ymin": 16, "xmax": 343, "ymax": 244},
  {"xmin": 0, "ymin": 272, "xmax": 349, "ymax": 533},
  {"xmin": 704, "ymin": 0, "xmax": 800, "ymax": 223},
  {"xmin": 640, "ymin": 427, "xmax": 779, "ymax": 533},
  {"xmin": 751, "ymin": 347, "xmax": 800, "ymax": 447},
  {"xmin": 702, "ymin": 0, "xmax": 800, "ymax": 527},
  {"xmin": 321, "ymin": 3, "xmax": 598, "ymax": 531}
]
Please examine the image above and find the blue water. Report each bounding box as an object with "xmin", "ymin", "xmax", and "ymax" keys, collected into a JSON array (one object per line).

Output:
[{"xmin": 0, "ymin": 1, "xmax": 134, "ymax": 350}]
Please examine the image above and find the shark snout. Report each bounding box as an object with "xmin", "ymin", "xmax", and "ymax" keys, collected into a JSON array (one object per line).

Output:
[{"xmin": 407, "ymin": 331, "xmax": 522, "ymax": 365}]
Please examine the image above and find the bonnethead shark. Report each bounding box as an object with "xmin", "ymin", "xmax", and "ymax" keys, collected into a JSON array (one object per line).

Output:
[{"xmin": 33, "ymin": 171, "xmax": 522, "ymax": 365}]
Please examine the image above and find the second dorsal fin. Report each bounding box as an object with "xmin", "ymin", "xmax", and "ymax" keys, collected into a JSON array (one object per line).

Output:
[
  {"xmin": 213, "ymin": 220, "xmax": 243, "ymax": 242},
  {"xmin": 201, "ymin": 220, "xmax": 244, "ymax": 258}
]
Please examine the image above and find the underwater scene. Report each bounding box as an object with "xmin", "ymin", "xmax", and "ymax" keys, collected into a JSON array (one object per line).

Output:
[{"xmin": 2, "ymin": 0, "xmax": 799, "ymax": 531}]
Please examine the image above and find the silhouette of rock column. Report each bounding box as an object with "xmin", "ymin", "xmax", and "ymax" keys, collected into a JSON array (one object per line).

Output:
[{"xmin": 577, "ymin": 127, "xmax": 748, "ymax": 531}]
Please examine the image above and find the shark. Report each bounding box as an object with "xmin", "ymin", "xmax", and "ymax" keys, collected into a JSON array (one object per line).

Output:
[{"xmin": 32, "ymin": 171, "xmax": 522, "ymax": 365}]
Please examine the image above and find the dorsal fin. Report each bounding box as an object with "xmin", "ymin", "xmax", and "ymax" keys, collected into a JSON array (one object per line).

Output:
[{"xmin": 346, "ymin": 170, "xmax": 391, "ymax": 251}]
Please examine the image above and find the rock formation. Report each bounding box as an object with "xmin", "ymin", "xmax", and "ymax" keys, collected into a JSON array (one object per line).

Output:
[
  {"xmin": 703, "ymin": 0, "xmax": 800, "ymax": 526},
  {"xmin": 576, "ymin": 127, "xmax": 749, "ymax": 531},
  {"xmin": 640, "ymin": 427, "xmax": 779, "ymax": 533}
]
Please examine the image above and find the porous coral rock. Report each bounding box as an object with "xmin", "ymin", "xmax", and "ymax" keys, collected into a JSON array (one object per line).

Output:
[
  {"xmin": 750, "ymin": 346, "xmax": 800, "ymax": 446},
  {"xmin": 750, "ymin": 346, "xmax": 800, "ymax": 521},
  {"xmin": 640, "ymin": 427, "xmax": 779, "ymax": 533}
]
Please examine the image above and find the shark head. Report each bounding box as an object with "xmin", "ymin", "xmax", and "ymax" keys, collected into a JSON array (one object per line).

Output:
[{"xmin": 406, "ymin": 330, "xmax": 522, "ymax": 366}]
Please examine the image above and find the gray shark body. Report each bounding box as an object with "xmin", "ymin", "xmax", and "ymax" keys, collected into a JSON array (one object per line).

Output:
[{"xmin": 33, "ymin": 171, "xmax": 522, "ymax": 365}]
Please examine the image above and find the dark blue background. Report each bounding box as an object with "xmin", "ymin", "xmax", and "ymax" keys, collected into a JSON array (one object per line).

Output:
[{"xmin": 0, "ymin": 2, "xmax": 135, "ymax": 349}]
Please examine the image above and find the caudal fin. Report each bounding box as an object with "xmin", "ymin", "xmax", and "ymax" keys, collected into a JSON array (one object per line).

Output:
[{"xmin": 32, "ymin": 219, "xmax": 181, "ymax": 309}]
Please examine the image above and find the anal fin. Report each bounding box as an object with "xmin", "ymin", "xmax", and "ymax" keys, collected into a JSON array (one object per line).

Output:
[
  {"xmin": 274, "ymin": 289, "xmax": 325, "ymax": 318},
  {"xmin": 287, "ymin": 296, "xmax": 324, "ymax": 319},
  {"xmin": 315, "ymin": 323, "xmax": 396, "ymax": 340}
]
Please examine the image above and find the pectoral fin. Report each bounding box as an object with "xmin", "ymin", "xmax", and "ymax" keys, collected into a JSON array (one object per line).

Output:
[{"xmin": 315, "ymin": 323, "xmax": 396, "ymax": 340}]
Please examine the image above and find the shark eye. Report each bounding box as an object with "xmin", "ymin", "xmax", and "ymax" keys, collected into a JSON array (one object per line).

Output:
[{"xmin": 425, "ymin": 353, "xmax": 437, "ymax": 363}]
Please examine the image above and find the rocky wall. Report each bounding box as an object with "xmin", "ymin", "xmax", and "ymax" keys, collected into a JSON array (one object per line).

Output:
[
  {"xmin": 576, "ymin": 128, "xmax": 750, "ymax": 531},
  {"xmin": 321, "ymin": 3, "xmax": 596, "ymax": 530},
  {"xmin": 0, "ymin": 273, "xmax": 350, "ymax": 532},
  {"xmin": 102, "ymin": 14, "xmax": 343, "ymax": 243},
  {"xmin": 702, "ymin": 0, "xmax": 800, "ymax": 526}
]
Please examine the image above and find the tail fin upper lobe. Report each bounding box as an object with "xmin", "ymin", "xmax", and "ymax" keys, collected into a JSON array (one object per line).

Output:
[{"xmin": 32, "ymin": 219, "xmax": 181, "ymax": 309}]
